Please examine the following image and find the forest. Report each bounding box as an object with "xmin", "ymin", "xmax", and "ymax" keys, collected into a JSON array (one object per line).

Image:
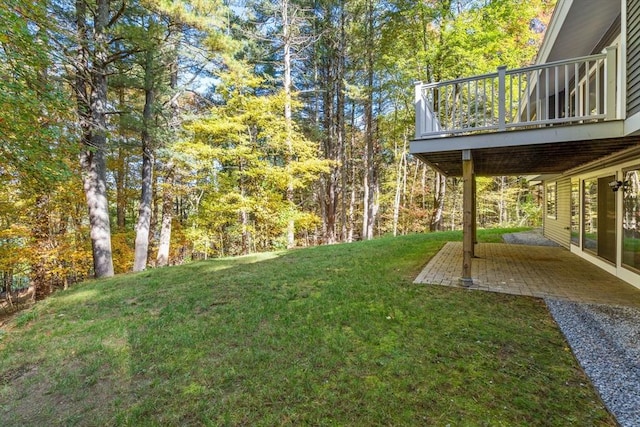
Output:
[{"xmin": 0, "ymin": 0, "xmax": 555, "ymax": 299}]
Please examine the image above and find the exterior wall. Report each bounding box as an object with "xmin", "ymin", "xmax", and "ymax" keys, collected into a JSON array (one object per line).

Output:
[
  {"xmin": 557, "ymin": 158, "xmax": 640, "ymax": 290},
  {"xmin": 539, "ymin": 1, "xmax": 640, "ymax": 288},
  {"xmin": 543, "ymin": 177, "xmax": 571, "ymax": 248},
  {"xmin": 628, "ymin": 0, "xmax": 640, "ymax": 116}
]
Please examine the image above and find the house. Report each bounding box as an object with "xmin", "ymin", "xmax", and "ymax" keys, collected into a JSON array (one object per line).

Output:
[{"xmin": 411, "ymin": 0, "xmax": 640, "ymax": 289}]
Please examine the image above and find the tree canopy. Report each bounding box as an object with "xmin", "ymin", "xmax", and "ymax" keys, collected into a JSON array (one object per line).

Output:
[{"xmin": 0, "ymin": 0, "xmax": 554, "ymax": 296}]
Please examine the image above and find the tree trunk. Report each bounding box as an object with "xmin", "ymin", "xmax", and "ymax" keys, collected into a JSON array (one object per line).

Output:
[
  {"xmin": 80, "ymin": 149, "xmax": 114, "ymax": 277},
  {"xmin": 282, "ymin": 0, "xmax": 296, "ymax": 249},
  {"xmin": 362, "ymin": 152, "xmax": 370, "ymax": 240},
  {"xmin": 318, "ymin": 1, "xmax": 345, "ymax": 244},
  {"xmin": 147, "ymin": 168, "xmax": 159, "ymax": 266},
  {"xmin": 156, "ymin": 25, "xmax": 181, "ymax": 267},
  {"xmin": 31, "ymin": 194, "xmax": 51, "ymax": 300},
  {"xmin": 450, "ymin": 178, "xmax": 460, "ymax": 231},
  {"xmin": 115, "ymin": 146, "xmax": 127, "ymax": 231},
  {"xmin": 362, "ymin": 0, "xmax": 376, "ymax": 240},
  {"xmin": 348, "ymin": 171, "xmax": 356, "ymax": 242},
  {"xmin": 498, "ymin": 176, "xmax": 507, "ymax": 226},
  {"xmin": 336, "ymin": 7, "xmax": 347, "ymax": 242},
  {"xmin": 133, "ymin": 145, "xmax": 153, "ymax": 271},
  {"xmin": 2, "ymin": 271, "xmax": 12, "ymax": 296},
  {"xmin": 322, "ymin": 78, "xmax": 338, "ymax": 244},
  {"xmin": 430, "ymin": 171, "xmax": 446, "ymax": 231},
  {"xmin": 346, "ymin": 102, "xmax": 356, "ymax": 243},
  {"xmin": 75, "ymin": 0, "xmax": 114, "ymax": 278},
  {"xmin": 240, "ymin": 207, "xmax": 249, "ymax": 255},
  {"xmin": 156, "ymin": 166, "xmax": 175, "ymax": 267},
  {"xmin": 392, "ymin": 135, "xmax": 407, "ymax": 236},
  {"xmin": 133, "ymin": 49, "xmax": 156, "ymax": 272},
  {"xmin": 399, "ymin": 133, "xmax": 409, "ymax": 234},
  {"xmin": 115, "ymin": 88, "xmax": 128, "ymax": 231}
]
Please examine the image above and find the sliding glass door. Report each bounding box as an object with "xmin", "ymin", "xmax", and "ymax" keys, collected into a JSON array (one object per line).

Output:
[
  {"xmin": 583, "ymin": 176, "xmax": 616, "ymax": 263},
  {"xmin": 623, "ymin": 168, "xmax": 640, "ymax": 272},
  {"xmin": 597, "ymin": 176, "xmax": 617, "ymax": 263}
]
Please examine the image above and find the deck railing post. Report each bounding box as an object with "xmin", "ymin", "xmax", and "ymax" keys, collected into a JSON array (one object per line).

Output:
[
  {"xmin": 414, "ymin": 81, "xmax": 424, "ymax": 138},
  {"xmin": 497, "ymin": 66, "xmax": 507, "ymax": 130},
  {"xmin": 605, "ymin": 46, "xmax": 617, "ymax": 120}
]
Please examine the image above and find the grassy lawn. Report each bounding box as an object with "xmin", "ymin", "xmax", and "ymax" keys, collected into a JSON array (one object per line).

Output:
[{"xmin": 0, "ymin": 229, "xmax": 615, "ymax": 426}]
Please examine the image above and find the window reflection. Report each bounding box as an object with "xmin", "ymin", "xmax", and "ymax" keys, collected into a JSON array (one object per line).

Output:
[
  {"xmin": 546, "ymin": 182, "xmax": 557, "ymax": 218},
  {"xmin": 623, "ymin": 169, "xmax": 640, "ymax": 271},
  {"xmin": 571, "ymin": 179, "xmax": 579, "ymax": 245},
  {"xmin": 583, "ymin": 179, "xmax": 598, "ymax": 253}
]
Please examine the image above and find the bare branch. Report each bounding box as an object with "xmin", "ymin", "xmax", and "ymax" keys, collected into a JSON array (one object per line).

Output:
[{"xmin": 107, "ymin": 0, "xmax": 127, "ymax": 28}]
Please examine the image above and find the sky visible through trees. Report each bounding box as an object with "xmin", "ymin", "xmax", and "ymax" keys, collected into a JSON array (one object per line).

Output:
[{"xmin": 0, "ymin": 0, "xmax": 555, "ymax": 297}]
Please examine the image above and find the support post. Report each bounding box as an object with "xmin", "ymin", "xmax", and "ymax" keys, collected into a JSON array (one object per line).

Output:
[
  {"xmin": 460, "ymin": 149, "xmax": 475, "ymax": 286},
  {"xmin": 472, "ymin": 171, "xmax": 477, "ymax": 255},
  {"xmin": 605, "ymin": 46, "xmax": 617, "ymax": 120}
]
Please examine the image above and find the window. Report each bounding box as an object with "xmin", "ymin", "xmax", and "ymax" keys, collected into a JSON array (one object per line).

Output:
[
  {"xmin": 571, "ymin": 179, "xmax": 580, "ymax": 245},
  {"xmin": 546, "ymin": 182, "xmax": 557, "ymax": 219},
  {"xmin": 623, "ymin": 168, "xmax": 640, "ymax": 272},
  {"xmin": 583, "ymin": 178, "xmax": 598, "ymax": 253}
]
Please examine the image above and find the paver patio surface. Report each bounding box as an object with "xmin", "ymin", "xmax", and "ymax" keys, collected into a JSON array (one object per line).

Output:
[{"xmin": 415, "ymin": 241, "xmax": 640, "ymax": 307}]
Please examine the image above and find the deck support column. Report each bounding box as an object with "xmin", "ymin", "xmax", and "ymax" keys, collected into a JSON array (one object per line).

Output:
[{"xmin": 460, "ymin": 149, "xmax": 475, "ymax": 286}]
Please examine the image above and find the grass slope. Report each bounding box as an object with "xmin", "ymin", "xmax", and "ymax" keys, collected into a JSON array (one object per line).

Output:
[{"xmin": 0, "ymin": 230, "xmax": 615, "ymax": 426}]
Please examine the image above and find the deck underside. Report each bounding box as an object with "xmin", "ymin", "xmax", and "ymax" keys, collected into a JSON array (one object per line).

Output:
[{"xmin": 412, "ymin": 121, "xmax": 640, "ymax": 177}]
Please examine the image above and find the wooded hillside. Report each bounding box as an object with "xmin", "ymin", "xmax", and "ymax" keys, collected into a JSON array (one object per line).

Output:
[{"xmin": 0, "ymin": 0, "xmax": 554, "ymax": 296}]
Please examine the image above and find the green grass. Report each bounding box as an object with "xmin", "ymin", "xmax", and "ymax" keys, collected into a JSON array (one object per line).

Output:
[{"xmin": 0, "ymin": 229, "xmax": 615, "ymax": 426}]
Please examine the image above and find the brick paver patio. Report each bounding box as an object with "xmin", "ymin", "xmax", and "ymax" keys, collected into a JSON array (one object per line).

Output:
[{"xmin": 415, "ymin": 242, "xmax": 640, "ymax": 307}]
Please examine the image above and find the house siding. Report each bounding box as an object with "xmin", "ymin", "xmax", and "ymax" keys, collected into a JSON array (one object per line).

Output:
[
  {"xmin": 628, "ymin": 0, "xmax": 640, "ymax": 116},
  {"xmin": 543, "ymin": 178, "xmax": 571, "ymax": 248}
]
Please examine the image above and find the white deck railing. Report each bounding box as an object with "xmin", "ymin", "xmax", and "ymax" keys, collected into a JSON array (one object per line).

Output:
[{"xmin": 415, "ymin": 46, "xmax": 619, "ymax": 139}]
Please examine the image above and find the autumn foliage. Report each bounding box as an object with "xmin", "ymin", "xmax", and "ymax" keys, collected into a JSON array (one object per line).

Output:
[{"xmin": 0, "ymin": 0, "xmax": 551, "ymax": 302}]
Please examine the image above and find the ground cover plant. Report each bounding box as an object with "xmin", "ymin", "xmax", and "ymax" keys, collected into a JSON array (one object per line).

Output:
[{"xmin": 0, "ymin": 229, "xmax": 615, "ymax": 426}]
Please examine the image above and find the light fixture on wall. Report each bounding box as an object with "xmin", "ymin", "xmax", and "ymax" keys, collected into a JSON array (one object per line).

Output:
[{"xmin": 608, "ymin": 180, "xmax": 625, "ymax": 192}]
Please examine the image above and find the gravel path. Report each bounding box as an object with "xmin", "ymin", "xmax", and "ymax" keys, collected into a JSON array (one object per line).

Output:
[
  {"xmin": 502, "ymin": 229, "xmax": 640, "ymax": 425},
  {"xmin": 546, "ymin": 299, "xmax": 640, "ymax": 427},
  {"xmin": 502, "ymin": 228, "xmax": 561, "ymax": 246}
]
